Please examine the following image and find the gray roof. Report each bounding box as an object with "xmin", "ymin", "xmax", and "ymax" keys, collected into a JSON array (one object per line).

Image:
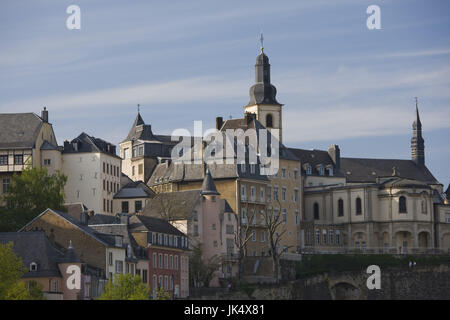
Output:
[
  {"xmin": 340, "ymin": 157, "xmax": 439, "ymax": 184},
  {"xmin": 0, "ymin": 113, "xmax": 44, "ymax": 149},
  {"xmin": 40, "ymin": 140, "xmax": 58, "ymax": 150},
  {"xmin": 0, "ymin": 232, "xmax": 63, "ymax": 278},
  {"xmin": 128, "ymin": 215, "xmax": 186, "ymax": 237},
  {"xmin": 201, "ymin": 169, "xmax": 220, "ymax": 195},
  {"xmin": 142, "ymin": 190, "xmax": 203, "ymax": 220},
  {"xmin": 288, "ymin": 148, "xmax": 341, "ymax": 175},
  {"xmin": 120, "ymin": 173, "xmax": 134, "ymax": 188},
  {"xmin": 114, "ymin": 181, "xmax": 155, "ymax": 199},
  {"xmin": 89, "ymin": 224, "xmax": 138, "ymax": 262},
  {"xmin": 63, "ymin": 132, "xmax": 119, "ymax": 158},
  {"xmin": 88, "ymin": 213, "xmax": 119, "ymax": 225}
]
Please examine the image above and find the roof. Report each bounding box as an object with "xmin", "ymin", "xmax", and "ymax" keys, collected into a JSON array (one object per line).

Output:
[
  {"xmin": 288, "ymin": 147, "xmax": 341, "ymax": 176},
  {"xmin": 63, "ymin": 202, "xmax": 89, "ymax": 222},
  {"xmin": 0, "ymin": 113, "xmax": 44, "ymax": 149},
  {"xmin": 63, "ymin": 132, "xmax": 119, "ymax": 158},
  {"xmin": 114, "ymin": 181, "xmax": 155, "ymax": 199},
  {"xmin": 224, "ymin": 200, "xmax": 234, "ymax": 213},
  {"xmin": 0, "ymin": 232, "xmax": 63, "ymax": 278},
  {"xmin": 128, "ymin": 215, "xmax": 186, "ymax": 237},
  {"xmin": 40, "ymin": 140, "xmax": 58, "ymax": 150},
  {"xmin": 340, "ymin": 157, "xmax": 439, "ymax": 184},
  {"xmin": 120, "ymin": 173, "xmax": 134, "ymax": 187},
  {"xmin": 19, "ymin": 209, "xmax": 116, "ymax": 247},
  {"xmin": 201, "ymin": 169, "xmax": 220, "ymax": 195},
  {"xmin": 88, "ymin": 213, "xmax": 119, "ymax": 225},
  {"xmin": 141, "ymin": 190, "xmax": 203, "ymax": 220},
  {"xmin": 123, "ymin": 113, "xmax": 154, "ymax": 142}
]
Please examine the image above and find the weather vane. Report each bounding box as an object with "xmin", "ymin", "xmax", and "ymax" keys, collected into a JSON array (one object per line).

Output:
[{"xmin": 260, "ymin": 32, "xmax": 264, "ymax": 52}]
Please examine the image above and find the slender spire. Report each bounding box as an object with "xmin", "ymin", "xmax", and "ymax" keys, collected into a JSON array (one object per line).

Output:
[
  {"xmin": 260, "ymin": 32, "xmax": 264, "ymax": 53},
  {"xmin": 201, "ymin": 168, "xmax": 220, "ymax": 195},
  {"xmin": 411, "ymin": 97, "xmax": 425, "ymax": 166}
]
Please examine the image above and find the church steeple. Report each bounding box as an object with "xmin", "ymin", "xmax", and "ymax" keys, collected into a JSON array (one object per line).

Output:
[{"xmin": 411, "ymin": 97, "xmax": 425, "ymax": 166}]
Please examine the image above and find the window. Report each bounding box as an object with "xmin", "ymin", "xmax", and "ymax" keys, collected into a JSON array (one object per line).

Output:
[
  {"xmin": 122, "ymin": 201, "xmax": 129, "ymax": 213},
  {"xmin": 138, "ymin": 164, "xmax": 143, "ymax": 175},
  {"xmin": 315, "ymin": 229, "xmax": 320, "ymax": 245},
  {"xmin": 44, "ymin": 159, "xmax": 51, "ymax": 166},
  {"xmin": 52, "ymin": 280, "xmax": 58, "ymax": 293},
  {"xmin": 252, "ymin": 230, "xmax": 256, "ymax": 242},
  {"xmin": 153, "ymin": 253, "xmax": 157, "ymax": 268},
  {"xmin": 274, "ymin": 187, "xmax": 279, "ymax": 201},
  {"xmin": 14, "ymin": 155, "xmax": 23, "ymax": 165},
  {"xmin": 250, "ymin": 164, "xmax": 256, "ymax": 174},
  {"xmin": 266, "ymin": 114, "xmax": 273, "ymax": 128},
  {"xmin": 124, "ymin": 148, "xmax": 130, "ymax": 159},
  {"xmin": 421, "ymin": 200, "xmax": 427, "ymax": 214},
  {"xmin": 226, "ymin": 224, "xmax": 234, "ymax": 234},
  {"xmin": 282, "ymin": 209, "xmax": 287, "ymax": 224},
  {"xmin": 115, "ymin": 261, "xmax": 123, "ymax": 274},
  {"xmin": 260, "ymin": 188, "xmax": 265, "ymax": 202},
  {"xmin": 295, "ymin": 211, "xmax": 299, "ymax": 225},
  {"xmin": 305, "ymin": 164, "xmax": 312, "ymax": 175},
  {"xmin": 294, "ymin": 189, "xmax": 299, "ymax": 203},
  {"xmin": 261, "ymin": 231, "xmax": 266, "ymax": 242},
  {"xmin": 282, "ymin": 187, "xmax": 286, "ymax": 201},
  {"xmin": 336, "ymin": 230, "xmax": 341, "ymax": 245},
  {"xmin": 328, "ymin": 167, "xmax": 334, "ymax": 176},
  {"xmin": 281, "ymin": 168, "xmax": 286, "ymax": 179},
  {"xmin": 212, "ymin": 223, "xmax": 216, "ymax": 230},
  {"xmin": 329, "ymin": 230, "xmax": 334, "ymax": 244},
  {"xmin": 313, "ymin": 202, "xmax": 319, "ymax": 220},
  {"xmin": 135, "ymin": 200, "xmax": 142, "ymax": 212},
  {"xmin": 323, "ymin": 229, "xmax": 327, "ymax": 244},
  {"xmin": 164, "ymin": 254, "xmax": 168, "ymax": 269},
  {"xmin": 0, "ymin": 155, "xmax": 8, "ymax": 165},
  {"xmin": 338, "ymin": 199, "xmax": 344, "ymax": 217},
  {"xmin": 103, "ymin": 162, "xmax": 106, "ymax": 173},
  {"xmin": 241, "ymin": 208, "xmax": 247, "ymax": 224},
  {"xmin": 169, "ymin": 255, "xmax": 173, "ymax": 269},
  {"xmin": 164, "ymin": 276, "xmax": 168, "ymax": 290},
  {"xmin": 213, "ymin": 240, "xmax": 218, "ymax": 247},
  {"xmin": 109, "ymin": 252, "xmax": 113, "ymax": 266},
  {"xmin": 159, "ymin": 254, "xmax": 163, "ymax": 268},
  {"xmin": 30, "ymin": 262, "xmax": 37, "ymax": 272},
  {"xmin": 294, "ymin": 169, "xmax": 298, "ymax": 180},
  {"xmin": 175, "ymin": 256, "xmax": 179, "ymax": 270},
  {"xmin": 356, "ymin": 197, "xmax": 362, "ymax": 215},
  {"xmin": 2, "ymin": 178, "xmax": 10, "ymax": 194},
  {"xmin": 399, "ymin": 196, "xmax": 407, "ymax": 213},
  {"xmin": 241, "ymin": 185, "xmax": 246, "ymax": 199},
  {"xmin": 142, "ymin": 270, "xmax": 148, "ymax": 283},
  {"xmin": 132, "ymin": 166, "xmax": 135, "ymax": 176},
  {"xmin": 250, "ymin": 186, "xmax": 255, "ymax": 200}
]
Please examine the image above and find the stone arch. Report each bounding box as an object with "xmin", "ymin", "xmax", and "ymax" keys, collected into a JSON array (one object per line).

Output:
[
  {"xmin": 440, "ymin": 232, "xmax": 450, "ymax": 251},
  {"xmin": 352, "ymin": 231, "xmax": 367, "ymax": 250},
  {"xmin": 266, "ymin": 113, "xmax": 273, "ymax": 128},
  {"xmin": 381, "ymin": 231, "xmax": 390, "ymax": 252},
  {"xmin": 394, "ymin": 230, "xmax": 412, "ymax": 254},
  {"xmin": 418, "ymin": 231, "xmax": 430, "ymax": 248}
]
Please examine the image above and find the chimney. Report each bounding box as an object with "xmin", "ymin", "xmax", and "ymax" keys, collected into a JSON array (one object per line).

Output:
[
  {"xmin": 64, "ymin": 140, "xmax": 70, "ymax": 150},
  {"xmin": 88, "ymin": 210, "xmax": 95, "ymax": 218},
  {"xmin": 216, "ymin": 117, "xmax": 223, "ymax": 130},
  {"xmin": 328, "ymin": 144, "xmax": 340, "ymax": 170},
  {"xmin": 80, "ymin": 211, "xmax": 89, "ymax": 225},
  {"xmin": 41, "ymin": 107, "xmax": 48, "ymax": 123}
]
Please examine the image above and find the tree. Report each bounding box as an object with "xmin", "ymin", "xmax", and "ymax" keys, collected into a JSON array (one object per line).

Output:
[
  {"xmin": 0, "ymin": 242, "xmax": 44, "ymax": 300},
  {"xmin": 154, "ymin": 287, "xmax": 171, "ymax": 300},
  {"xmin": 0, "ymin": 166, "xmax": 67, "ymax": 231},
  {"xmin": 97, "ymin": 273, "xmax": 149, "ymax": 300},
  {"xmin": 189, "ymin": 244, "xmax": 220, "ymax": 288},
  {"xmin": 262, "ymin": 197, "xmax": 290, "ymax": 283}
]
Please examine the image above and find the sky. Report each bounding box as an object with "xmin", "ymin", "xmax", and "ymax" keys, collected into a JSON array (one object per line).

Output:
[{"xmin": 1, "ymin": 0, "xmax": 449, "ymax": 186}]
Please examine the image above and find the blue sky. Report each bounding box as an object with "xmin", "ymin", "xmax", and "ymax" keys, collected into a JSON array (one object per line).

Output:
[{"xmin": 1, "ymin": 0, "xmax": 449, "ymax": 186}]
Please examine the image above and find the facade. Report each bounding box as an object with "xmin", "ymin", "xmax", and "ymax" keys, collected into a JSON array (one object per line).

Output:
[
  {"xmin": 0, "ymin": 108, "xmax": 60, "ymax": 204},
  {"xmin": 62, "ymin": 132, "xmax": 121, "ymax": 215},
  {"xmin": 128, "ymin": 214, "xmax": 190, "ymax": 298}
]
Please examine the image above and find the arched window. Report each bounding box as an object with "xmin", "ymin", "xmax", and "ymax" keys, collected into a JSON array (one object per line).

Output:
[
  {"xmin": 338, "ymin": 199, "xmax": 344, "ymax": 217},
  {"xmin": 399, "ymin": 196, "xmax": 407, "ymax": 213},
  {"xmin": 319, "ymin": 165, "xmax": 325, "ymax": 176},
  {"xmin": 266, "ymin": 114, "xmax": 273, "ymax": 128},
  {"xmin": 421, "ymin": 200, "xmax": 427, "ymax": 214},
  {"xmin": 313, "ymin": 202, "xmax": 319, "ymax": 220},
  {"xmin": 356, "ymin": 197, "xmax": 362, "ymax": 215},
  {"xmin": 30, "ymin": 262, "xmax": 37, "ymax": 272},
  {"xmin": 305, "ymin": 164, "xmax": 312, "ymax": 175}
]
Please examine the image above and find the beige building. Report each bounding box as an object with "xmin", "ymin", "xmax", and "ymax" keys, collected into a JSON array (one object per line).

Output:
[{"xmin": 0, "ymin": 108, "xmax": 60, "ymax": 204}]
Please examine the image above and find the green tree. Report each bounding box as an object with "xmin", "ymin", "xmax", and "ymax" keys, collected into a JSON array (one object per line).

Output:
[
  {"xmin": 97, "ymin": 273, "xmax": 149, "ymax": 300},
  {"xmin": 0, "ymin": 166, "xmax": 67, "ymax": 231},
  {"xmin": 0, "ymin": 242, "xmax": 44, "ymax": 300},
  {"xmin": 154, "ymin": 287, "xmax": 171, "ymax": 300}
]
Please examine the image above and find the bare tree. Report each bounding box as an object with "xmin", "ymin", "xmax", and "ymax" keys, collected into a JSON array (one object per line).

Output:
[{"xmin": 262, "ymin": 196, "xmax": 290, "ymax": 283}]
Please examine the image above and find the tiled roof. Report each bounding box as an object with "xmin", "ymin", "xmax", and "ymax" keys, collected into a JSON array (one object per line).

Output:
[{"xmin": 0, "ymin": 113, "xmax": 43, "ymax": 149}]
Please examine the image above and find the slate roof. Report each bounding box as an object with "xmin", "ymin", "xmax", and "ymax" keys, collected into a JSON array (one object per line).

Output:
[
  {"xmin": 128, "ymin": 215, "xmax": 186, "ymax": 237},
  {"xmin": 340, "ymin": 157, "xmax": 439, "ymax": 184},
  {"xmin": 88, "ymin": 213, "xmax": 120, "ymax": 225},
  {"xmin": 0, "ymin": 113, "xmax": 44, "ymax": 149},
  {"xmin": 114, "ymin": 180, "xmax": 155, "ymax": 199},
  {"xmin": 120, "ymin": 173, "xmax": 134, "ymax": 188},
  {"xmin": 224, "ymin": 200, "xmax": 234, "ymax": 213},
  {"xmin": 141, "ymin": 190, "xmax": 203, "ymax": 220},
  {"xmin": 63, "ymin": 132, "xmax": 119, "ymax": 158},
  {"xmin": 63, "ymin": 202, "xmax": 89, "ymax": 222},
  {"xmin": 40, "ymin": 140, "xmax": 58, "ymax": 150},
  {"xmin": 201, "ymin": 169, "xmax": 220, "ymax": 195},
  {"xmin": 445, "ymin": 184, "xmax": 450, "ymax": 201},
  {"xmin": 19, "ymin": 209, "xmax": 117, "ymax": 247},
  {"xmin": 0, "ymin": 232, "xmax": 63, "ymax": 278}
]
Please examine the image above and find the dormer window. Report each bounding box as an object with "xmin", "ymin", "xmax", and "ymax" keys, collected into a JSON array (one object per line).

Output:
[
  {"xmin": 305, "ymin": 164, "xmax": 312, "ymax": 175},
  {"xmin": 318, "ymin": 165, "xmax": 325, "ymax": 176},
  {"xmin": 328, "ymin": 166, "xmax": 334, "ymax": 176},
  {"xmin": 30, "ymin": 262, "xmax": 38, "ymax": 272},
  {"xmin": 115, "ymin": 236, "xmax": 123, "ymax": 247}
]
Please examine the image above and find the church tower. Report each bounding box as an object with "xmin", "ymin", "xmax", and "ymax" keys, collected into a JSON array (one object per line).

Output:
[
  {"xmin": 411, "ymin": 98, "xmax": 425, "ymax": 166},
  {"xmin": 244, "ymin": 37, "xmax": 283, "ymax": 142}
]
